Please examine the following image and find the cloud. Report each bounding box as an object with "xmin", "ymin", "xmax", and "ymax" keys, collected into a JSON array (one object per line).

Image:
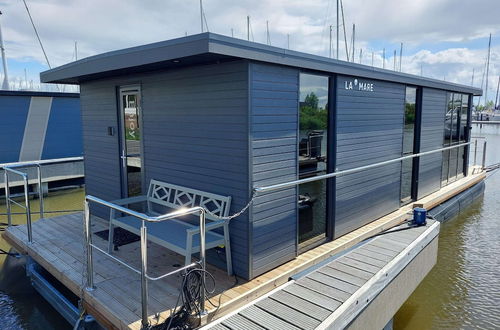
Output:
[{"xmin": 0, "ymin": 0, "xmax": 498, "ymax": 102}]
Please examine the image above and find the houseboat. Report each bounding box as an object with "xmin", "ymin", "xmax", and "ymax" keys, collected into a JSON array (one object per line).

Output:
[
  {"xmin": 0, "ymin": 90, "xmax": 84, "ymax": 193},
  {"xmin": 0, "ymin": 90, "xmax": 82, "ymax": 163},
  {"xmin": 2, "ymin": 33, "xmax": 485, "ymax": 329}
]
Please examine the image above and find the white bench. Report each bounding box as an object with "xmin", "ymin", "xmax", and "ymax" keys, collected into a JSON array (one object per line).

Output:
[{"xmin": 108, "ymin": 179, "xmax": 233, "ymax": 275}]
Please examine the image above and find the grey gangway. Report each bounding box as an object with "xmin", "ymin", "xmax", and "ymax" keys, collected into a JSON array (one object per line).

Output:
[{"xmin": 203, "ymin": 220, "xmax": 440, "ymax": 330}]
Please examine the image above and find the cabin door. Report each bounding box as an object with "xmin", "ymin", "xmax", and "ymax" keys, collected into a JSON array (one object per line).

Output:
[{"xmin": 118, "ymin": 86, "xmax": 143, "ymax": 197}]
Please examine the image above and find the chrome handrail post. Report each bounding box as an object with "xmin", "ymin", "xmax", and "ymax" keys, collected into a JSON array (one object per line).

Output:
[
  {"xmin": 37, "ymin": 164, "xmax": 44, "ymax": 219},
  {"xmin": 4, "ymin": 170, "xmax": 11, "ymax": 227},
  {"xmin": 23, "ymin": 173, "xmax": 33, "ymax": 244},
  {"xmin": 482, "ymin": 141, "xmax": 487, "ymax": 170},
  {"xmin": 199, "ymin": 208, "xmax": 207, "ymax": 315},
  {"xmin": 140, "ymin": 220, "xmax": 149, "ymax": 328},
  {"xmin": 474, "ymin": 139, "xmax": 478, "ymax": 166},
  {"xmin": 84, "ymin": 199, "xmax": 95, "ymax": 291}
]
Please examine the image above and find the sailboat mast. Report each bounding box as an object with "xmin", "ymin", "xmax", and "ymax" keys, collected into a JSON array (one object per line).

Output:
[
  {"xmin": 0, "ymin": 11, "xmax": 10, "ymax": 90},
  {"xmin": 484, "ymin": 33, "xmax": 491, "ymax": 108},
  {"xmin": 495, "ymin": 75, "xmax": 500, "ymax": 110},
  {"xmin": 336, "ymin": 0, "xmax": 339, "ymax": 59},
  {"xmin": 200, "ymin": 0, "xmax": 204, "ymax": 32},
  {"xmin": 352, "ymin": 24, "xmax": 355, "ymax": 63},
  {"xmin": 329, "ymin": 25, "xmax": 332, "ymax": 58},
  {"xmin": 399, "ymin": 42, "xmax": 403, "ymax": 72}
]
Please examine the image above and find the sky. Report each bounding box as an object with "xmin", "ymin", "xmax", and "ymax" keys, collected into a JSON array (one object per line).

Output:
[{"xmin": 0, "ymin": 0, "xmax": 499, "ymax": 104}]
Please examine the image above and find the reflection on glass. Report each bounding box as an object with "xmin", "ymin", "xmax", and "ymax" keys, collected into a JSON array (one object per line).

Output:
[
  {"xmin": 122, "ymin": 92, "xmax": 142, "ymax": 197},
  {"xmin": 442, "ymin": 93, "xmax": 468, "ymax": 186},
  {"xmin": 401, "ymin": 87, "xmax": 417, "ymax": 204},
  {"xmin": 298, "ymin": 73, "xmax": 329, "ymax": 247}
]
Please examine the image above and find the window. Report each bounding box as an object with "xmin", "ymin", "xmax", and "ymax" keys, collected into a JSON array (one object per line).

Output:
[
  {"xmin": 298, "ymin": 73, "xmax": 329, "ymax": 248},
  {"xmin": 442, "ymin": 93, "xmax": 469, "ymax": 186},
  {"xmin": 401, "ymin": 87, "xmax": 417, "ymax": 204}
]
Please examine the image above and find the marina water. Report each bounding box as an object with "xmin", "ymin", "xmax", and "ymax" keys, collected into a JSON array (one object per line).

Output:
[{"xmin": 1, "ymin": 125, "xmax": 499, "ymax": 329}]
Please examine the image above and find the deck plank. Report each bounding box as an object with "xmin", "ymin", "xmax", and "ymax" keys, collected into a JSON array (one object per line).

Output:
[
  {"xmin": 256, "ymin": 298, "xmax": 321, "ymax": 329},
  {"xmin": 317, "ymin": 266, "xmax": 367, "ymax": 287},
  {"xmin": 239, "ymin": 305, "xmax": 301, "ymax": 330},
  {"xmin": 283, "ymin": 284, "xmax": 342, "ymax": 311},
  {"xmin": 269, "ymin": 290, "xmax": 331, "ymax": 321}
]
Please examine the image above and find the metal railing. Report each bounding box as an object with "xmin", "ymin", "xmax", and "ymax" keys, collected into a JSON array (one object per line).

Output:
[
  {"xmin": 84, "ymin": 195, "xmax": 208, "ymax": 328},
  {"xmin": 3, "ymin": 166, "xmax": 39, "ymax": 242},
  {"xmin": 2, "ymin": 156, "xmax": 84, "ymax": 243},
  {"xmin": 255, "ymin": 141, "xmax": 475, "ymax": 194},
  {"xmin": 471, "ymin": 137, "xmax": 488, "ymax": 169}
]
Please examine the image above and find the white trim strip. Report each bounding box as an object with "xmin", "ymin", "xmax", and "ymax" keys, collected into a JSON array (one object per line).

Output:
[{"xmin": 19, "ymin": 96, "xmax": 53, "ymax": 161}]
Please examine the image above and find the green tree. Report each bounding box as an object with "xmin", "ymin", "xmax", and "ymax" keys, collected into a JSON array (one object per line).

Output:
[
  {"xmin": 304, "ymin": 92, "xmax": 319, "ymax": 109},
  {"xmin": 300, "ymin": 92, "xmax": 327, "ymax": 130}
]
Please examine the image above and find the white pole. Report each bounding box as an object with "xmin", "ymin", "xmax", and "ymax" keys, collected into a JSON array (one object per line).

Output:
[
  {"xmin": 74, "ymin": 41, "xmax": 78, "ymax": 61},
  {"xmin": 399, "ymin": 42, "xmax": 403, "ymax": 72},
  {"xmin": 329, "ymin": 25, "xmax": 332, "ymax": 58},
  {"xmin": 0, "ymin": 11, "xmax": 10, "ymax": 90},
  {"xmin": 352, "ymin": 24, "xmax": 355, "ymax": 63},
  {"xmin": 336, "ymin": 0, "xmax": 339, "ymax": 59},
  {"xmin": 383, "ymin": 48, "xmax": 385, "ymax": 69},
  {"xmin": 247, "ymin": 16, "xmax": 250, "ymax": 41},
  {"xmin": 287, "ymin": 34, "xmax": 290, "ymax": 49},
  {"xmin": 393, "ymin": 50, "xmax": 396, "ymax": 70},
  {"xmin": 266, "ymin": 21, "xmax": 270, "ymax": 45},
  {"xmin": 484, "ymin": 33, "xmax": 491, "ymax": 108},
  {"xmin": 200, "ymin": 0, "xmax": 204, "ymax": 33}
]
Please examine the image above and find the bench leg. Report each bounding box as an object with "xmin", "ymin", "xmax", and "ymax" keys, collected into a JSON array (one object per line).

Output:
[
  {"xmin": 185, "ymin": 232, "xmax": 193, "ymax": 267},
  {"xmin": 223, "ymin": 223, "xmax": 233, "ymax": 276},
  {"xmin": 108, "ymin": 220, "xmax": 115, "ymax": 254}
]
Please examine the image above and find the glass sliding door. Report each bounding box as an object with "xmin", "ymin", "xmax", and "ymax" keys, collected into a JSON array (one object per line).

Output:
[
  {"xmin": 298, "ymin": 73, "xmax": 329, "ymax": 248},
  {"xmin": 119, "ymin": 87, "xmax": 143, "ymax": 197},
  {"xmin": 457, "ymin": 94, "xmax": 469, "ymax": 179},
  {"xmin": 401, "ymin": 87, "xmax": 417, "ymax": 204},
  {"xmin": 442, "ymin": 93, "xmax": 454, "ymax": 185},
  {"xmin": 442, "ymin": 93, "xmax": 468, "ymax": 186}
]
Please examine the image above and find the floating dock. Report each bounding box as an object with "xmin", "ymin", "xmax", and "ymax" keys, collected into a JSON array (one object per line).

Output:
[
  {"xmin": 2, "ymin": 170, "xmax": 485, "ymax": 329},
  {"xmin": 205, "ymin": 220, "xmax": 439, "ymax": 330}
]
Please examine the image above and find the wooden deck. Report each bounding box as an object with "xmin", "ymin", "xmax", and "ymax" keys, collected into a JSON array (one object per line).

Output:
[
  {"xmin": 3, "ymin": 214, "xmax": 237, "ymax": 329},
  {"xmin": 2, "ymin": 170, "xmax": 485, "ymax": 329},
  {"xmin": 204, "ymin": 220, "xmax": 440, "ymax": 330}
]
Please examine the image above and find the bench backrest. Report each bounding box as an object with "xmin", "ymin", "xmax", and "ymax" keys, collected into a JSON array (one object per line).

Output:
[{"xmin": 146, "ymin": 179, "xmax": 232, "ymax": 221}]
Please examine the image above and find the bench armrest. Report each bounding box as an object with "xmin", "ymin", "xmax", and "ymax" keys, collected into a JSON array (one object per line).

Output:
[
  {"xmin": 186, "ymin": 220, "xmax": 226, "ymax": 235},
  {"xmin": 109, "ymin": 195, "xmax": 149, "ymax": 220},
  {"xmin": 110, "ymin": 195, "xmax": 148, "ymax": 206}
]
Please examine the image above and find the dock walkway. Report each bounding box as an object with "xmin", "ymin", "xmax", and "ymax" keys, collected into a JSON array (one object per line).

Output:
[
  {"xmin": 2, "ymin": 171, "xmax": 484, "ymax": 329},
  {"xmin": 205, "ymin": 220, "xmax": 439, "ymax": 330}
]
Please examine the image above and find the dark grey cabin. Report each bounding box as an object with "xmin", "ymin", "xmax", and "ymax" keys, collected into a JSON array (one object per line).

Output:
[{"xmin": 41, "ymin": 33, "xmax": 481, "ymax": 280}]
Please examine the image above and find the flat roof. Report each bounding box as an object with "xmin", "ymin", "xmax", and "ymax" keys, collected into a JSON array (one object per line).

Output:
[
  {"xmin": 40, "ymin": 33, "xmax": 482, "ymax": 96},
  {"xmin": 0, "ymin": 90, "xmax": 79, "ymax": 98}
]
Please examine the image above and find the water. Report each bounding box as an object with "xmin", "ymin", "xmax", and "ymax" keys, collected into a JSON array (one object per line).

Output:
[
  {"xmin": 395, "ymin": 124, "xmax": 500, "ymax": 329},
  {"xmin": 1, "ymin": 126, "xmax": 499, "ymax": 329},
  {"xmin": 0, "ymin": 188, "xmax": 84, "ymax": 329}
]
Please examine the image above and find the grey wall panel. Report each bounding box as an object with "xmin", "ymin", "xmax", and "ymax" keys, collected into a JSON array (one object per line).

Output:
[
  {"xmin": 80, "ymin": 61, "xmax": 251, "ymax": 278},
  {"xmin": 335, "ymin": 76, "xmax": 405, "ymax": 238},
  {"xmin": 249, "ymin": 62, "xmax": 299, "ymax": 278},
  {"xmin": 80, "ymin": 81, "xmax": 122, "ymax": 218},
  {"xmin": 140, "ymin": 61, "xmax": 250, "ymax": 278},
  {"xmin": 418, "ymin": 88, "xmax": 446, "ymax": 199}
]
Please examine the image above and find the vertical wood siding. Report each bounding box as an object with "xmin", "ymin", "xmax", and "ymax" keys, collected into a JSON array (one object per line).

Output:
[
  {"xmin": 335, "ymin": 76, "xmax": 405, "ymax": 238},
  {"xmin": 417, "ymin": 88, "xmax": 446, "ymax": 199},
  {"xmin": 80, "ymin": 61, "xmax": 251, "ymax": 278},
  {"xmin": 249, "ymin": 63, "xmax": 299, "ymax": 278}
]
